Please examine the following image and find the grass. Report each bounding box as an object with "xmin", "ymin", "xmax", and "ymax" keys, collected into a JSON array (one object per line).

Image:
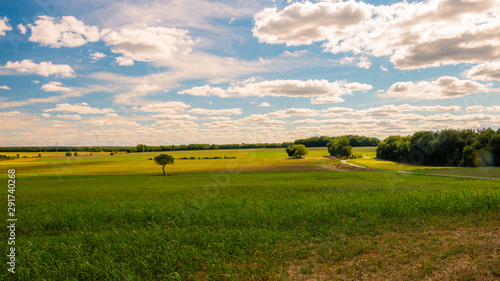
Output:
[{"xmin": 2, "ymin": 147, "xmax": 500, "ymax": 280}]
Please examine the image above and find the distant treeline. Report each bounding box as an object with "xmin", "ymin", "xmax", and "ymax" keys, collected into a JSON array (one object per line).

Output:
[
  {"xmin": 294, "ymin": 135, "xmax": 380, "ymax": 147},
  {"xmin": 0, "ymin": 135, "xmax": 379, "ymax": 153},
  {"xmin": 126, "ymin": 142, "xmax": 294, "ymax": 153},
  {"xmin": 0, "ymin": 146, "xmax": 126, "ymax": 153},
  {"xmin": 377, "ymin": 128, "xmax": 500, "ymax": 167}
]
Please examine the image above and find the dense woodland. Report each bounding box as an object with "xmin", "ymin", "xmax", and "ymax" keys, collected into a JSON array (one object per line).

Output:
[{"xmin": 377, "ymin": 128, "xmax": 500, "ymax": 167}]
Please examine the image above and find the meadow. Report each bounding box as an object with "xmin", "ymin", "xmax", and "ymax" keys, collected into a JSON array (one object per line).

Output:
[{"xmin": 2, "ymin": 147, "xmax": 500, "ymax": 280}]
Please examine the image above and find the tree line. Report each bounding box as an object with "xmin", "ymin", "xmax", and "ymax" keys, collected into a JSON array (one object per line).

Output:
[
  {"xmin": 127, "ymin": 142, "xmax": 294, "ymax": 153},
  {"xmin": 0, "ymin": 135, "xmax": 379, "ymax": 153},
  {"xmin": 376, "ymin": 128, "xmax": 500, "ymax": 167},
  {"xmin": 294, "ymin": 135, "xmax": 380, "ymax": 147}
]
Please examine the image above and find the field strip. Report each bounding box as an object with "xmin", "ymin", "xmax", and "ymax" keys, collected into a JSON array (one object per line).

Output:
[
  {"xmin": 395, "ymin": 171, "xmax": 500, "ymax": 181},
  {"xmin": 342, "ymin": 156, "xmax": 500, "ymax": 181}
]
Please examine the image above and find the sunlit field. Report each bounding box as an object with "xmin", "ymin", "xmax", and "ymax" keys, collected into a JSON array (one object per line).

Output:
[{"xmin": 2, "ymin": 147, "xmax": 500, "ymax": 280}]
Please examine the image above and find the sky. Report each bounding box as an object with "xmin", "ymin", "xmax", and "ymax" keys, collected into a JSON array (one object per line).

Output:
[{"xmin": 0, "ymin": 0, "xmax": 499, "ymax": 146}]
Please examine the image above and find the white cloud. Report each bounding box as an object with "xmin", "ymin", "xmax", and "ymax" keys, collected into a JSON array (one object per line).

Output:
[
  {"xmin": 115, "ymin": 56, "xmax": 134, "ymax": 66},
  {"xmin": 55, "ymin": 114, "xmax": 82, "ymax": 121},
  {"xmin": 150, "ymin": 114, "xmax": 198, "ymax": 121},
  {"xmin": 0, "ymin": 111, "xmax": 21, "ymax": 117},
  {"xmin": 104, "ymin": 27, "xmax": 196, "ymax": 64},
  {"xmin": 178, "ymin": 79, "xmax": 372, "ymax": 103},
  {"xmin": 380, "ymin": 65, "xmax": 388, "ymax": 71},
  {"xmin": 202, "ymin": 116, "xmax": 231, "ymax": 121},
  {"xmin": 132, "ymin": 102, "xmax": 190, "ymax": 114},
  {"xmin": 253, "ymin": 1, "xmax": 372, "ymax": 46},
  {"xmin": 41, "ymin": 82, "xmax": 72, "ymax": 93},
  {"xmin": 0, "ymin": 17, "xmax": 12, "ymax": 36},
  {"xmin": 90, "ymin": 52, "xmax": 107, "ymax": 61},
  {"xmin": 465, "ymin": 105, "xmax": 500, "ymax": 112},
  {"xmin": 17, "ymin": 23, "xmax": 27, "ymax": 35},
  {"xmin": 45, "ymin": 103, "xmax": 115, "ymax": 114},
  {"xmin": 188, "ymin": 108, "xmax": 242, "ymax": 115},
  {"xmin": 265, "ymin": 108, "xmax": 320, "ymax": 118},
  {"xmin": 153, "ymin": 120, "xmax": 199, "ymax": 128},
  {"xmin": 357, "ymin": 56, "xmax": 371, "ymax": 69},
  {"xmin": 41, "ymin": 113, "xmax": 50, "ymax": 118},
  {"xmin": 28, "ymin": 16, "xmax": 101, "ymax": 48},
  {"xmin": 32, "ymin": 80, "xmax": 40, "ymax": 84},
  {"xmin": 257, "ymin": 102, "xmax": 271, "ymax": 107},
  {"xmin": 0, "ymin": 85, "xmax": 11, "ymax": 90},
  {"xmin": 2, "ymin": 60, "xmax": 74, "ymax": 77},
  {"xmin": 380, "ymin": 76, "xmax": 489, "ymax": 100},
  {"xmin": 253, "ymin": 0, "xmax": 500, "ymax": 69},
  {"xmin": 311, "ymin": 96, "xmax": 345, "ymax": 104},
  {"xmin": 105, "ymin": 113, "xmax": 120, "ymax": 118},
  {"xmin": 463, "ymin": 60, "xmax": 500, "ymax": 81}
]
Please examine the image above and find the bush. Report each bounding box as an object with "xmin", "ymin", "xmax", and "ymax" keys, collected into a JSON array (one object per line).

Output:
[
  {"xmin": 65, "ymin": 152, "xmax": 72, "ymax": 156},
  {"xmin": 285, "ymin": 144, "xmax": 308, "ymax": 158}
]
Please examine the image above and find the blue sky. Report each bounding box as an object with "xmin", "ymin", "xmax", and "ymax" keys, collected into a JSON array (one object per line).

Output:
[{"xmin": 0, "ymin": 0, "xmax": 499, "ymax": 146}]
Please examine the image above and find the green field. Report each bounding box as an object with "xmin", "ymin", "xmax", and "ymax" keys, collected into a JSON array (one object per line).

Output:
[{"xmin": 2, "ymin": 147, "xmax": 500, "ymax": 280}]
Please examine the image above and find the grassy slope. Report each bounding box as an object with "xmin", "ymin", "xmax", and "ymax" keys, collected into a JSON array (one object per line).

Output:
[{"xmin": 2, "ymin": 147, "xmax": 500, "ymax": 280}]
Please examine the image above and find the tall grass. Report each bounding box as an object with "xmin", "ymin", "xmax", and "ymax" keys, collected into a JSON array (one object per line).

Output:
[{"xmin": 3, "ymin": 171, "xmax": 500, "ymax": 280}]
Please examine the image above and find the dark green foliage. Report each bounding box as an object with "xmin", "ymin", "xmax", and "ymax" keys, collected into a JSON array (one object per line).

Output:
[
  {"xmin": 286, "ymin": 144, "xmax": 308, "ymax": 158},
  {"xmin": 377, "ymin": 128, "xmax": 500, "ymax": 167},
  {"xmin": 65, "ymin": 152, "xmax": 72, "ymax": 156},
  {"xmin": 327, "ymin": 137, "xmax": 353, "ymax": 158},
  {"xmin": 295, "ymin": 135, "xmax": 380, "ymax": 147},
  {"xmin": 153, "ymin": 154, "xmax": 175, "ymax": 175}
]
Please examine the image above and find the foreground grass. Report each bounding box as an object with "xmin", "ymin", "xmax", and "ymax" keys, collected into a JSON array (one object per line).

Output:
[{"xmin": 3, "ymin": 171, "xmax": 500, "ymax": 280}]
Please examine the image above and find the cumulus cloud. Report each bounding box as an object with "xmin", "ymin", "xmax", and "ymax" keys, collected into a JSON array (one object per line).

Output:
[
  {"xmin": 188, "ymin": 108, "xmax": 242, "ymax": 115},
  {"xmin": 104, "ymin": 27, "xmax": 197, "ymax": 64},
  {"xmin": 204, "ymin": 114, "xmax": 285, "ymax": 129},
  {"xmin": 0, "ymin": 111, "xmax": 21, "ymax": 117},
  {"xmin": 115, "ymin": 57, "xmax": 134, "ymax": 66},
  {"xmin": 265, "ymin": 108, "xmax": 320, "ymax": 118},
  {"xmin": 253, "ymin": 0, "xmax": 500, "ymax": 69},
  {"xmin": 150, "ymin": 114, "xmax": 198, "ymax": 121},
  {"xmin": 0, "ymin": 17, "xmax": 12, "ymax": 36},
  {"xmin": 90, "ymin": 52, "xmax": 106, "ymax": 61},
  {"xmin": 380, "ymin": 76, "xmax": 489, "ymax": 100},
  {"xmin": 321, "ymin": 104, "xmax": 461, "ymax": 118},
  {"xmin": 44, "ymin": 103, "xmax": 114, "ymax": 114},
  {"xmin": 178, "ymin": 79, "xmax": 372, "ymax": 104},
  {"xmin": 465, "ymin": 105, "xmax": 500, "ymax": 112},
  {"xmin": 0, "ymin": 85, "xmax": 11, "ymax": 90},
  {"xmin": 463, "ymin": 60, "xmax": 500, "ymax": 81},
  {"xmin": 55, "ymin": 114, "xmax": 82, "ymax": 121},
  {"xmin": 28, "ymin": 16, "xmax": 101, "ymax": 48},
  {"xmin": 257, "ymin": 102, "xmax": 271, "ymax": 107},
  {"xmin": 17, "ymin": 23, "xmax": 27, "ymax": 35},
  {"xmin": 2, "ymin": 60, "xmax": 74, "ymax": 77},
  {"xmin": 253, "ymin": 1, "xmax": 372, "ymax": 46},
  {"xmin": 132, "ymin": 102, "xmax": 190, "ymax": 114},
  {"xmin": 41, "ymin": 82, "xmax": 72, "ymax": 93}
]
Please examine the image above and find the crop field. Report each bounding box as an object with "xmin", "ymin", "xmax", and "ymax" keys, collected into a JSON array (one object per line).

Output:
[{"xmin": 2, "ymin": 147, "xmax": 500, "ymax": 280}]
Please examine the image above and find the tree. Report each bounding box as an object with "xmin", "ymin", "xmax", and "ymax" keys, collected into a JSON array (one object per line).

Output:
[
  {"xmin": 286, "ymin": 144, "xmax": 308, "ymax": 158},
  {"xmin": 153, "ymin": 154, "xmax": 175, "ymax": 175},
  {"xmin": 327, "ymin": 137, "xmax": 352, "ymax": 158}
]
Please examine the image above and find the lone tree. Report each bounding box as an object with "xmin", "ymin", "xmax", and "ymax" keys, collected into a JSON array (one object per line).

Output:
[
  {"xmin": 327, "ymin": 137, "xmax": 352, "ymax": 158},
  {"xmin": 286, "ymin": 144, "xmax": 308, "ymax": 158},
  {"xmin": 153, "ymin": 154, "xmax": 175, "ymax": 175}
]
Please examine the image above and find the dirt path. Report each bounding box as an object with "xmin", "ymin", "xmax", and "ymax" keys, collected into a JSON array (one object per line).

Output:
[{"xmin": 325, "ymin": 155, "xmax": 500, "ymax": 181}]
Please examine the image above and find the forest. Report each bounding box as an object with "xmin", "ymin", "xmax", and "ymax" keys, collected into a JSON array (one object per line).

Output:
[{"xmin": 376, "ymin": 128, "xmax": 500, "ymax": 167}]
